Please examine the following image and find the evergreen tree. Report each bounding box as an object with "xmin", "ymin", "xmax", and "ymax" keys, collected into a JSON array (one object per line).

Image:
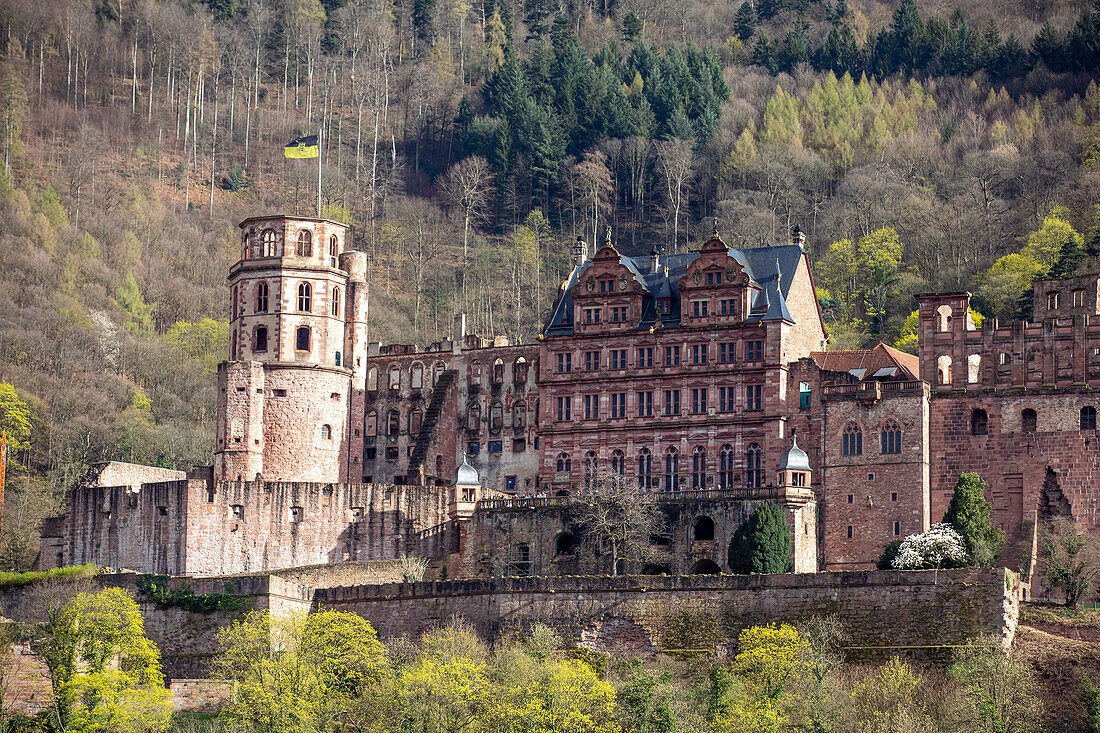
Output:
[
  {"xmin": 665, "ymin": 107, "xmax": 694, "ymax": 141},
  {"xmin": 735, "ymin": 2, "xmax": 756, "ymax": 42},
  {"xmin": 1050, "ymin": 229, "xmax": 1086, "ymax": 278},
  {"xmin": 943, "ymin": 472, "xmax": 1005, "ymax": 567},
  {"xmin": 779, "ymin": 28, "xmax": 810, "ymax": 71},
  {"xmin": 757, "ymin": 0, "xmax": 781, "ymax": 21},
  {"xmin": 729, "ymin": 503, "xmax": 794, "ymax": 574},
  {"xmin": 523, "ymin": 0, "xmax": 552, "ymax": 38},
  {"xmin": 888, "ymin": 0, "xmax": 931, "ymax": 73},
  {"xmin": 412, "ymin": 0, "xmax": 436, "ymax": 49},
  {"xmin": 752, "ymin": 35, "xmax": 778, "ymax": 74},
  {"xmin": 1032, "ymin": 22, "xmax": 1066, "ymax": 72},
  {"xmin": 622, "ymin": 12, "xmax": 642, "ymax": 42}
]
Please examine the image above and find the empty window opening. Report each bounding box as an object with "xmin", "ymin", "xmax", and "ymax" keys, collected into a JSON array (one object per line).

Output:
[
  {"xmin": 693, "ymin": 516, "xmax": 716, "ymax": 541},
  {"xmin": 971, "ymin": 409, "xmax": 988, "ymax": 436}
]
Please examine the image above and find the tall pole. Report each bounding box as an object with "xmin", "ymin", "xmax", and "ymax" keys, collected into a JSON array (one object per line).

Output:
[
  {"xmin": 0, "ymin": 431, "xmax": 7, "ymax": 560},
  {"xmin": 317, "ymin": 125, "xmax": 323, "ymax": 218}
]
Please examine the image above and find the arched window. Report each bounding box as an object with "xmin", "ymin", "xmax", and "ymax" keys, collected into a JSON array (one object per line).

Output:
[
  {"xmin": 335, "ymin": 351, "xmax": 342, "ymax": 366},
  {"xmin": 842, "ymin": 422, "xmax": 862, "ymax": 456},
  {"xmin": 467, "ymin": 404, "xmax": 481, "ymax": 431},
  {"xmin": 321, "ymin": 424, "xmax": 332, "ymax": 440},
  {"xmin": 255, "ymin": 281, "xmax": 269, "ymax": 313},
  {"xmin": 297, "ymin": 282, "xmax": 312, "ymax": 312},
  {"xmin": 693, "ymin": 516, "xmax": 715, "ymax": 541},
  {"xmin": 366, "ymin": 411, "xmax": 377, "ymax": 436},
  {"xmin": 331, "ymin": 287, "xmax": 341, "ymax": 317},
  {"xmin": 690, "ymin": 559, "xmax": 721, "ymax": 575},
  {"xmin": 261, "ymin": 229, "xmax": 278, "ymax": 257},
  {"xmin": 387, "ymin": 410, "xmax": 400, "ymax": 435},
  {"xmin": 409, "ymin": 408, "xmax": 423, "ymax": 434},
  {"xmin": 967, "ymin": 354, "xmax": 981, "ymax": 384},
  {"xmin": 745, "ymin": 443, "xmax": 762, "ymax": 488},
  {"xmin": 938, "ymin": 355, "xmax": 952, "ymax": 385},
  {"xmin": 1022, "ymin": 408, "xmax": 1037, "ymax": 433},
  {"xmin": 434, "ymin": 361, "xmax": 448, "ymax": 385},
  {"xmin": 242, "ymin": 233, "xmax": 250, "ymax": 260},
  {"xmin": 367, "ymin": 367, "xmax": 378, "ymax": 391},
  {"xmin": 553, "ymin": 532, "xmax": 575, "ymax": 556},
  {"xmin": 512, "ymin": 401, "xmax": 526, "ymax": 429},
  {"xmin": 389, "ymin": 365, "xmax": 400, "ymax": 390},
  {"xmin": 880, "ymin": 420, "xmax": 902, "ymax": 454},
  {"xmin": 971, "ymin": 409, "xmax": 988, "ymax": 436},
  {"xmin": 329, "ymin": 234, "xmax": 339, "ymax": 266},
  {"xmin": 664, "ymin": 447, "xmax": 679, "ymax": 491},
  {"xmin": 611, "ymin": 449, "xmax": 625, "ymax": 476},
  {"xmin": 514, "ymin": 357, "xmax": 528, "ymax": 384},
  {"xmin": 295, "ymin": 326, "xmax": 311, "ymax": 352},
  {"xmin": 691, "ymin": 445, "xmax": 707, "ymax": 488},
  {"xmin": 584, "ymin": 451, "xmax": 598, "ymax": 490},
  {"xmin": 637, "ymin": 448, "xmax": 652, "ymax": 488},
  {"xmin": 1083, "ymin": 406, "xmax": 1097, "ymax": 431},
  {"xmin": 297, "ymin": 229, "xmax": 312, "ymax": 257},
  {"xmin": 556, "ymin": 452, "xmax": 571, "ymax": 473},
  {"xmin": 489, "ymin": 402, "xmax": 503, "ymax": 434},
  {"xmin": 719, "ymin": 444, "xmax": 734, "ymax": 488},
  {"xmin": 410, "ymin": 363, "xmax": 424, "ymax": 389},
  {"xmin": 936, "ymin": 304, "xmax": 952, "ymax": 332},
  {"xmin": 253, "ymin": 326, "xmax": 268, "ymax": 352},
  {"xmin": 492, "ymin": 358, "xmax": 504, "ymax": 383}
]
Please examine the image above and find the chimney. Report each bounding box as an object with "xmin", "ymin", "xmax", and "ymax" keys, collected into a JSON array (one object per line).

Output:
[
  {"xmin": 650, "ymin": 245, "xmax": 659, "ymax": 272},
  {"xmin": 572, "ymin": 236, "xmax": 587, "ymax": 268},
  {"xmin": 452, "ymin": 313, "xmax": 466, "ymax": 355},
  {"xmin": 791, "ymin": 225, "xmax": 806, "ymax": 249}
]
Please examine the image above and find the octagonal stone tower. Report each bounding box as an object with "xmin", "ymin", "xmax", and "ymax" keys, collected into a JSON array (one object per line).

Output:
[{"xmin": 214, "ymin": 215, "xmax": 368, "ymax": 483}]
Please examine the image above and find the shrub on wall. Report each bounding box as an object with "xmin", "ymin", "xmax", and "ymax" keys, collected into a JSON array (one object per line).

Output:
[
  {"xmin": 892, "ymin": 523, "xmax": 968, "ymax": 570},
  {"xmin": 134, "ymin": 575, "xmax": 253, "ymax": 614},
  {"xmin": 943, "ymin": 472, "xmax": 1005, "ymax": 567},
  {"xmin": 728, "ymin": 503, "xmax": 793, "ymax": 574}
]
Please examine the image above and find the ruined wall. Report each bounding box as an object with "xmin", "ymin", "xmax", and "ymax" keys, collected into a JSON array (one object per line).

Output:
[
  {"xmin": 821, "ymin": 381, "xmax": 931, "ymax": 570},
  {"xmin": 461, "ymin": 491, "xmax": 817, "ymax": 578},
  {"xmin": 312, "ymin": 569, "xmax": 1019, "ymax": 661}
]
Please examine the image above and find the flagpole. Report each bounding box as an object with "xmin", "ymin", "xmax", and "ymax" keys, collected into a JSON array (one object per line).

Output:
[{"xmin": 317, "ymin": 126, "xmax": 322, "ymax": 218}]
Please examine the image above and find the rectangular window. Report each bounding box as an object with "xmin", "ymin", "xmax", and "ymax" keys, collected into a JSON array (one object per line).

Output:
[
  {"xmin": 1048, "ymin": 292, "xmax": 1061, "ymax": 309},
  {"xmin": 583, "ymin": 394, "xmax": 599, "ymax": 420},
  {"xmin": 847, "ymin": 525, "xmax": 853, "ymax": 539},
  {"xmin": 585, "ymin": 351, "xmax": 599, "ymax": 371},
  {"xmin": 513, "ymin": 438, "xmax": 526, "ymax": 452},
  {"xmin": 719, "ymin": 386, "xmax": 733, "ymax": 412},
  {"xmin": 365, "ymin": 447, "xmax": 377, "ymax": 460},
  {"xmin": 556, "ymin": 397, "xmax": 572, "ymax": 421},
  {"xmin": 847, "ymin": 494, "xmax": 853, "ymax": 504},
  {"xmin": 1075, "ymin": 290, "xmax": 1085, "ymax": 307},
  {"xmin": 691, "ymin": 388, "xmax": 708, "ymax": 414},
  {"xmin": 611, "ymin": 306, "xmax": 628, "ymax": 322},
  {"xmin": 746, "ymin": 341, "xmax": 763, "ymax": 362},
  {"xmin": 720, "ymin": 299, "xmax": 738, "ymax": 316},
  {"xmin": 719, "ymin": 342, "xmax": 735, "ymax": 363},
  {"xmin": 637, "ymin": 391, "xmax": 653, "ymax": 417},
  {"xmin": 706, "ymin": 271, "xmax": 722, "ymax": 286},
  {"xmin": 599, "ymin": 278, "xmax": 614, "ymax": 293},
  {"xmin": 610, "ymin": 393, "xmax": 627, "ymax": 418},
  {"xmin": 467, "ymin": 441, "xmax": 480, "ymax": 455},
  {"xmin": 692, "ymin": 300, "xmax": 709, "ymax": 317},
  {"xmin": 658, "ymin": 299, "xmax": 670, "ymax": 314},
  {"xmin": 557, "ymin": 353, "xmax": 572, "ymax": 373},
  {"xmin": 664, "ymin": 346, "xmax": 681, "ymax": 367},
  {"xmin": 664, "ymin": 390, "xmax": 681, "ymax": 415},
  {"xmin": 610, "ymin": 349, "xmax": 627, "ymax": 370},
  {"xmin": 799, "ymin": 382, "xmax": 811, "ymax": 409},
  {"xmin": 489, "ymin": 440, "xmax": 503, "ymax": 453},
  {"xmin": 637, "ymin": 347, "xmax": 653, "ymax": 368},
  {"xmin": 893, "ymin": 521, "xmax": 901, "ymax": 536},
  {"xmin": 891, "ymin": 492, "xmax": 898, "ymax": 502},
  {"xmin": 385, "ymin": 446, "xmax": 399, "ymax": 460},
  {"xmin": 746, "ymin": 384, "xmax": 762, "ymax": 411},
  {"xmin": 691, "ymin": 344, "xmax": 709, "ymax": 364},
  {"xmin": 506, "ymin": 475, "xmax": 517, "ymax": 491},
  {"xmin": 584, "ymin": 308, "xmax": 602, "ymax": 324}
]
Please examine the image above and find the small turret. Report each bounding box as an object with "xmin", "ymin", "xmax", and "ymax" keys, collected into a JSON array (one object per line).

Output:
[
  {"xmin": 791, "ymin": 225, "xmax": 806, "ymax": 249},
  {"xmin": 572, "ymin": 236, "xmax": 588, "ymax": 268},
  {"xmin": 777, "ymin": 435, "xmax": 811, "ymax": 488}
]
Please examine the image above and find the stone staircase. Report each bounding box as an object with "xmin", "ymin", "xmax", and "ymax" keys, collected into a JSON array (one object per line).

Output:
[{"xmin": 408, "ymin": 369, "xmax": 457, "ymax": 480}]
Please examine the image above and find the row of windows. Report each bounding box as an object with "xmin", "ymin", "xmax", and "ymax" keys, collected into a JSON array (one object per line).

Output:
[
  {"xmin": 840, "ymin": 421, "xmax": 903, "ymax": 456},
  {"xmin": 554, "ymin": 386, "xmax": 764, "ymax": 421},
  {"xmin": 556, "ymin": 341, "xmax": 763, "ymax": 373},
  {"xmin": 233, "ymin": 281, "xmax": 342, "ymax": 318},
  {"xmin": 968, "ymin": 406, "xmax": 1097, "ymax": 435},
  {"xmin": 365, "ymin": 402, "xmax": 532, "ymax": 437},
  {"xmin": 243, "ymin": 228, "xmax": 341, "ymax": 265},
  {"xmin": 937, "ymin": 347, "xmax": 1100, "ymax": 386},
  {"xmin": 367, "ymin": 357, "xmax": 531, "ymax": 392},
  {"xmin": 555, "ymin": 444, "xmax": 766, "ymax": 490},
  {"xmin": 1047, "ymin": 289, "xmax": 1086, "ymax": 310}
]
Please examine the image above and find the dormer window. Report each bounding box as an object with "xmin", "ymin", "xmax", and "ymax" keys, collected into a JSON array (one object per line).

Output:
[
  {"xmin": 657, "ymin": 299, "xmax": 670, "ymax": 314},
  {"xmin": 599, "ymin": 279, "xmax": 614, "ymax": 293},
  {"xmin": 705, "ymin": 271, "xmax": 722, "ymax": 286}
]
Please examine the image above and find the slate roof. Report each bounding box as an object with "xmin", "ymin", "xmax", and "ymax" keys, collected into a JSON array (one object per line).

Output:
[
  {"xmin": 809, "ymin": 344, "xmax": 920, "ymax": 381},
  {"xmin": 544, "ymin": 243, "xmax": 806, "ymax": 336}
]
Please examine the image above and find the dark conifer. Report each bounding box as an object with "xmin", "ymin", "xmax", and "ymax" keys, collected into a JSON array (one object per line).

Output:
[{"xmin": 735, "ymin": 2, "xmax": 757, "ymax": 41}]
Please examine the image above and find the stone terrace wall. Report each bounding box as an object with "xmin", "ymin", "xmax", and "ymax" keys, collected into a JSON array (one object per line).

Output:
[{"xmin": 312, "ymin": 569, "xmax": 1019, "ymax": 662}]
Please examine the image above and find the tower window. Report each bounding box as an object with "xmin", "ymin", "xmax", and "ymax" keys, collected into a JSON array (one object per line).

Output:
[
  {"xmin": 297, "ymin": 229, "xmax": 312, "ymax": 257},
  {"xmin": 1022, "ymin": 408, "xmax": 1037, "ymax": 433},
  {"xmin": 880, "ymin": 420, "xmax": 902, "ymax": 454},
  {"xmin": 329, "ymin": 234, "xmax": 339, "ymax": 266},
  {"xmin": 332, "ymin": 287, "xmax": 341, "ymax": 317},
  {"xmin": 255, "ymin": 281, "xmax": 269, "ymax": 313},
  {"xmin": 335, "ymin": 351, "xmax": 342, "ymax": 367},
  {"xmin": 970, "ymin": 409, "xmax": 988, "ymax": 436},
  {"xmin": 298, "ymin": 282, "xmax": 312, "ymax": 312},
  {"xmin": 261, "ymin": 229, "xmax": 278, "ymax": 257},
  {"xmin": 1083, "ymin": 406, "xmax": 1097, "ymax": 431},
  {"xmin": 253, "ymin": 326, "xmax": 268, "ymax": 352},
  {"xmin": 296, "ymin": 326, "xmax": 311, "ymax": 352},
  {"xmin": 321, "ymin": 424, "xmax": 332, "ymax": 440}
]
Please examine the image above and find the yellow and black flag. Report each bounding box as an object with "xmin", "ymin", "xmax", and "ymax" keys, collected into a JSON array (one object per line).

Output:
[{"xmin": 284, "ymin": 134, "xmax": 319, "ymax": 159}]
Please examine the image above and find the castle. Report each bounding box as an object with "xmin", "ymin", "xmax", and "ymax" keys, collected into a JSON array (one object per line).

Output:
[{"xmin": 39, "ymin": 215, "xmax": 1100, "ymax": 578}]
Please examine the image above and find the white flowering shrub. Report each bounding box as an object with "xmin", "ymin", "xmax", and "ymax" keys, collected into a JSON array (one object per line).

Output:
[{"xmin": 892, "ymin": 523, "xmax": 969, "ymax": 570}]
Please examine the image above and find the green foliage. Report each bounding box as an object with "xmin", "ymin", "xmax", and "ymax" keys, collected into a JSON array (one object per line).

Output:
[
  {"xmin": 1086, "ymin": 676, "xmax": 1100, "ymax": 733},
  {"xmin": 0, "ymin": 381, "xmax": 32, "ymax": 461},
  {"xmin": 948, "ymin": 635, "xmax": 1042, "ymax": 733},
  {"xmin": 114, "ymin": 274, "xmax": 155, "ymax": 335},
  {"xmin": 977, "ymin": 252, "xmax": 1045, "ymax": 321},
  {"xmin": 1041, "ymin": 517, "xmax": 1100, "ymax": 608},
  {"xmin": 0, "ymin": 564, "xmax": 97, "ymax": 589},
  {"xmin": 165, "ymin": 319, "xmax": 230, "ymax": 373},
  {"xmin": 732, "ymin": 624, "xmax": 809, "ymax": 701},
  {"xmin": 728, "ymin": 503, "xmax": 793, "ymax": 574},
  {"xmin": 38, "ymin": 185, "xmax": 67, "ymax": 229},
  {"xmin": 877, "ymin": 539, "xmax": 902, "ymax": 569},
  {"xmin": 614, "ymin": 659, "xmax": 676, "ymax": 732},
  {"xmin": 134, "ymin": 575, "xmax": 253, "ymax": 614},
  {"xmin": 943, "ymin": 472, "xmax": 1005, "ymax": 567},
  {"xmin": 1022, "ymin": 207, "xmax": 1084, "ymax": 272}
]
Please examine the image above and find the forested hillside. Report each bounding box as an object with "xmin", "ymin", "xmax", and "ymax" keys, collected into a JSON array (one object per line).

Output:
[{"xmin": 1, "ymin": 0, "xmax": 1099, "ymax": 564}]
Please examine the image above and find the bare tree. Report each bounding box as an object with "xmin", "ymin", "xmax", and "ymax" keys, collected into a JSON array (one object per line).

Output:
[
  {"xmin": 655, "ymin": 138, "xmax": 693, "ymax": 251},
  {"xmin": 1040, "ymin": 517, "xmax": 1100, "ymax": 607},
  {"xmin": 574, "ymin": 150, "xmax": 613, "ymax": 250},
  {"xmin": 574, "ymin": 477, "xmax": 666, "ymax": 577},
  {"xmin": 441, "ymin": 154, "xmax": 489, "ymax": 261}
]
